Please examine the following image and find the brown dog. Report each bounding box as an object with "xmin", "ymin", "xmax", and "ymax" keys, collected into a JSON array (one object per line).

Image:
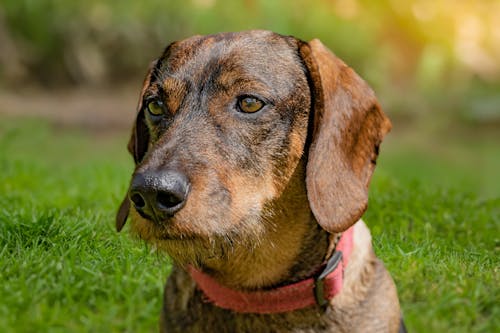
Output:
[{"xmin": 116, "ymin": 30, "xmax": 405, "ymax": 332}]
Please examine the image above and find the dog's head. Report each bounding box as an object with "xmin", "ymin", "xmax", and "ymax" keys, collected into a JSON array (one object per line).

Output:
[{"xmin": 116, "ymin": 31, "xmax": 390, "ymax": 264}]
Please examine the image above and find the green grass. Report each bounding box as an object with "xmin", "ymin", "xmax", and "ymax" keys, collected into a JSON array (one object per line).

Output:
[
  {"xmin": 0, "ymin": 116, "xmax": 498, "ymax": 332},
  {"xmin": 0, "ymin": 118, "xmax": 170, "ymax": 332}
]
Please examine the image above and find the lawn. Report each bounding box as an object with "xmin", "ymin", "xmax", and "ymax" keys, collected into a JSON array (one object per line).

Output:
[{"xmin": 0, "ymin": 116, "xmax": 498, "ymax": 332}]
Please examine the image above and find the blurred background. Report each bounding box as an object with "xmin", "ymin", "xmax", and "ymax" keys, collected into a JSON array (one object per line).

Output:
[
  {"xmin": 0, "ymin": 1, "xmax": 499, "ymax": 331},
  {"xmin": 0, "ymin": 0, "xmax": 499, "ymax": 194}
]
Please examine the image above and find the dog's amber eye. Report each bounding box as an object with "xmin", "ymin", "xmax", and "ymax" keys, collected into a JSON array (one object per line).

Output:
[
  {"xmin": 238, "ymin": 96, "xmax": 264, "ymax": 113},
  {"xmin": 147, "ymin": 100, "xmax": 165, "ymax": 116}
]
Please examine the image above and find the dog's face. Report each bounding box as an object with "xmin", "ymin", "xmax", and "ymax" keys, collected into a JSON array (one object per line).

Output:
[
  {"xmin": 121, "ymin": 31, "xmax": 311, "ymax": 262},
  {"xmin": 116, "ymin": 31, "xmax": 391, "ymax": 266}
]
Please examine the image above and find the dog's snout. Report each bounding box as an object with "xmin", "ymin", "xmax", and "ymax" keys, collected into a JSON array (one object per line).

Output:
[{"xmin": 129, "ymin": 170, "xmax": 190, "ymax": 222}]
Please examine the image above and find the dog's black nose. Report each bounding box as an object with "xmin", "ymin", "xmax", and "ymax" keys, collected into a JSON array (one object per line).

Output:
[{"xmin": 129, "ymin": 170, "xmax": 190, "ymax": 222}]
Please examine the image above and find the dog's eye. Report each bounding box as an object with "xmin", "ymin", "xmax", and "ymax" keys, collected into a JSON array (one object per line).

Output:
[
  {"xmin": 238, "ymin": 96, "xmax": 265, "ymax": 113},
  {"xmin": 147, "ymin": 100, "xmax": 165, "ymax": 116}
]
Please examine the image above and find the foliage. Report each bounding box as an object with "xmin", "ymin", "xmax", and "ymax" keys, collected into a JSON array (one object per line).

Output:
[{"xmin": 1, "ymin": 0, "xmax": 499, "ymax": 128}]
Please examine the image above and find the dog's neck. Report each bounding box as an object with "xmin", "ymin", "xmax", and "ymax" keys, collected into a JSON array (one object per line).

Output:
[{"xmin": 200, "ymin": 161, "xmax": 330, "ymax": 291}]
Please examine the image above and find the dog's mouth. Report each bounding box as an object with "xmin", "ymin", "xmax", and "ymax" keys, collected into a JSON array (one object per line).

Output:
[
  {"xmin": 130, "ymin": 207, "xmax": 213, "ymax": 243},
  {"xmin": 157, "ymin": 232, "xmax": 198, "ymax": 241},
  {"xmin": 134, "ymin": 209, "xmax": 175, "ymax": 227}
]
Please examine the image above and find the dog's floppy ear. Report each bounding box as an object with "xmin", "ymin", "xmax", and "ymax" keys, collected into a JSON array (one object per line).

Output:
[
  {"xmin": 128, "ymin": 59, "xmax": 158, "ymax": 164},
  {"xmin": 115, "ymin": 59, "xmax": 157, "ymax": 232},
  {"xmin": 299, "ymin": 39, "xmax": 391, "ymax": 233}
]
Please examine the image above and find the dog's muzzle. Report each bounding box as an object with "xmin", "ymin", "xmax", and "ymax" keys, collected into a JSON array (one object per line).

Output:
[{"xmin": 129, "ymin": 170, "xmax": 190, "ymax": 223}]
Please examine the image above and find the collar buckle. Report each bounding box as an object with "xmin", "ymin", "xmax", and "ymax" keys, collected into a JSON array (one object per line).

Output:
[{"xmin": 314, "ymin": 251, "xmax": 343, "ymax": 307}]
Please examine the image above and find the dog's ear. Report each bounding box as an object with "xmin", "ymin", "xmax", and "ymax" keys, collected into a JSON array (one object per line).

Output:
[
  {"xmin": 299, "ymin": 39, "xmax": 391, "ymax": 233},
  {"xmin": 128, "ymin": 59, "xmax": 158, "ymax": 164},
  {"xmin": 116, "ymin": 59, "xmax": 157, "ymax": 232}
]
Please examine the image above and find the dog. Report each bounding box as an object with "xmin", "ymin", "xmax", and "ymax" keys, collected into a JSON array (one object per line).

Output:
[{"xmin": 116, "ymin": 30, "xmax": 406, "ymax": 332}]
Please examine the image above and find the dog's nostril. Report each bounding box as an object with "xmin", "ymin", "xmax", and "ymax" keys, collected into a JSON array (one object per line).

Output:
[
  {"xmin": 130, "ymin": 192, "xmax": 146, "ymax": 209},
  {"xmin": 157, "ymin": 191, "xmax": 183, "ymax": 209}
]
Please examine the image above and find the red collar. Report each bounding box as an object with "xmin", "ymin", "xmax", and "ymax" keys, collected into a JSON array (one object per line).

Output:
[{"xmin": 188, "ymin": 226, "xmax": 354, "ymax": 314}]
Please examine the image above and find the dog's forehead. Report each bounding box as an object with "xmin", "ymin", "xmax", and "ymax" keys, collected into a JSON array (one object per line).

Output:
[{"xmin": 157, "ymin": 31, "xmax": 302, "ymax": 88}]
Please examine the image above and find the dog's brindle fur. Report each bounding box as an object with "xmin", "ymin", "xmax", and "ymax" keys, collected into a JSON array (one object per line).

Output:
[{"xmin": 117, "ymin": 30, "xmax": 401, "ymax": 332}]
